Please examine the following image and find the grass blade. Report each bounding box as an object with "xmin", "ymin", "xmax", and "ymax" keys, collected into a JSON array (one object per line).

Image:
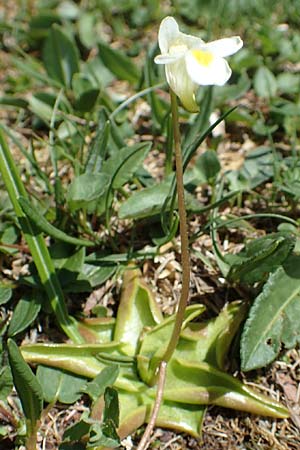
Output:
[
  {"xmin": 0, "ymin": 129, "xmax": 84, "ymax": 343},
  {"xmin": 18, "ymin": 196, "xmax": 94, "ymax": 247}
]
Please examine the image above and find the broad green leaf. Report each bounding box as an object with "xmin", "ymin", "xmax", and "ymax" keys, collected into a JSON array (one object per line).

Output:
[
  {"xmin": 98, "ymin": 42, "xmax": 140, "ymax": 84},
  {"xmin": 227, "ymin": 146, "xmax": 274, "ymax": 191},
  {"xmin": 18, "ymin": 197, "xmax": 94, "ymax": 247},
  {"xmin": 7, "ymin": 339, "xmax": 43, "ymax": 431},
  {"xmin": 21, "ymin": 268, "xmax": 289, "ymax": 443},
  {"xmin": 162, "ymin": 358, "xmax": 288, "ymax": 419},
  {"xmin": 137, "ymin": 305, "xmax": 205, "ymax": 384},
  {"xmin": 8, "ymin": 291, "xmax": 42, "ymax": 337},
  {"xmin": 80, "ymin": 264, "xmax": 116, "ymax": 288},
  {"xmin": 227, "ymin": 232, "xmax": 295, "ymax": 284},
  {"xmin": 28, "ymin": 94, "xmax": 54, "ymax": 124},
  {"xmin": 67, "ymin": 173, "xmax": 110, "ymax": 212},
  {"xmin": 72, "ymin": 73, "xmax": 100, "ymax": 111},
  {"xmin": 77, "ymin": 316, "xmax": 115, "ymax": 343},
  {"xmin": 154, "ymin": 400, "xmax": 205, "ymax": 438},
  {"xmin": 194, "ymin": 149, "xmax": 221, "ymax": 183},
  {"xmin": 241, "ymin": 254, "xmax": 300, "ymax": 371},
  {"xmin": 102, "ymin": 142, "xmax": 152, "ymax": 189},
  {"xmin": 114, "ymin": 267, "xmax": 163, "ymax": 355},
  {"xmin": 254, "ymin": 66, "xmax": 277, "ymax": 99},
  {"xmin": 55, "ymin": 247, "xmax": 87, "ymax": 292},
  {"xmin": 0, "ymin": 285, "xmax": 12, "ymax": 305},
  {"xmin": 28, "ymin": 13, "xmax": 61, "ymax": 41},
  {"xmin": 21, "ymin": 342, "xmax": 124, "ymax": 379},
  {"xmin": 179, "ymin": 301, "xmax": 246, "ymax": 370},
  {"xmin": 74, "ymin": 88, "xmax": 100, "ymax": 112},
  {"xmin": 119, "ymin": 179, "xmax": 203, "ymax": 220},
  {"xmin": 118, "ymin": 181, "xmax": 172, "ymax": 220},
  {"xmin": 43, "ymin": 24, "xmax": 80, "ymax": 88},
  {"xmin": 277, "ymin": 72, "xmax": 300, "ymax": 95},
  {"xmin": 78, "ymin": 12, "xmax": 98, "ymax": 48},
  {"xmin": 36, "ymin": 366, "xmax": 87, "ymax": 404},
  {"xmin": 0, "ymin": 224, "xmax": 19, "ymax": 255},
  {"xmin": 63, "ymin": 419, "xmax": 91, "ymax": 443}
]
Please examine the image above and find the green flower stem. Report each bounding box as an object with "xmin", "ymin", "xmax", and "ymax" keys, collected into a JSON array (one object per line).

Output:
[
  {"xmin": 161, "ymin": 90, "xmax": 191, "ymax": 364},
  {"xmin": 138, "ymin": 91, "xmax": 191, "ymax": 448}
]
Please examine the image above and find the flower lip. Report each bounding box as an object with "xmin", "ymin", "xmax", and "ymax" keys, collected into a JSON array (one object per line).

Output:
[{"xmin": 191, "ymin": 49, "xmax": 214, "ymax": 67}]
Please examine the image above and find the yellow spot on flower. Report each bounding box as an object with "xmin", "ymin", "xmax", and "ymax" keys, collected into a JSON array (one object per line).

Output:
[{"xmin": 192, "ymin": 49, "xmax": 214, "ymax": 67}]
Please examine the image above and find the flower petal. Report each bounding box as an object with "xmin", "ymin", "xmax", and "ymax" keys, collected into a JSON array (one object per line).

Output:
[
  {"xmin": 154, "ymin": 54, "xmax": 183, "ymax": 64},
  {"xmin": 186, "ymin": 51, "xmax": 232, "ymax": 86},
  {"xmin": 158, "ymin": 16, "xmax": 204, "ymax": 55},
  {"xmin": 177, "ymin": 31, "xmax": 205, "ymax": 51},
  {"xmin": 158, "ymin": 16, "xmax": 180, "ymax": 54},
  {"xmin": 165, "ymin": 61, "xmax": 199, "ymax": 112},
  {"xmin": 204, "ymin": 36, "xmax": 243, "ymax": 57}
]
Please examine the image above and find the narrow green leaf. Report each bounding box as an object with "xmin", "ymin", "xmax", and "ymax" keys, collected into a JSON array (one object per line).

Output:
[
  {"xmin": 241, "ymin": 254, "xmax": 300, "ymax": 371},
  {"xmin": 0, "ymin": 366, "xmax": 13, "ymax": 401},
  {"xmin": 183, "ymin": 86, "xmax": 213, "ymax": 149},
  {"xmin": 0, "ymin": 285, "xmax": 12, "ymax": 305},
  {"xmin": 144, "ymin": 46, "xmax": 167, "ymax": 128},
  {"xmin": 7, "ymin": 339, "xmax": 43, "ymax": 427},
  {"xmin": 18, "ymin": 196, "xmax": 94, "ymax": 247},
  {"xmin": 8, "ymin": 291, "xmax": 42, "ymax": 337},
  {"xmin": 43, "ymin": 24, "xmax": 80, "ymax": 88},
  {"xmin": 182, "ymin": 107, "xmax": 237, "ymax": 171},
  {"xmin": 98, "ymin": 42, "xmax": 140, "ymax": 84},
  {"xmin": 85, "ymin": 112, "xmax": 110, "ymax": 174},
  {"xmin": 88, "ymin": 419, "xmax": 120, "ymax": 448},
  {"xmin": 82, "ymin": 365, "xmax": 119, "ymax": 402},
  {"xmin": 103, "ymin": 386, "xmax": 119, "ymax": 427}
]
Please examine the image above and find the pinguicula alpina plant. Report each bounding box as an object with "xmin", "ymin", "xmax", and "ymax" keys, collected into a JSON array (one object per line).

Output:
[
  {"xmin": 0, "ymin": 15, "xmax": 290, "ymax": 450},
  {"xmin": 137, "ymin": 17, "xmax": 245, "ymax": 447}
]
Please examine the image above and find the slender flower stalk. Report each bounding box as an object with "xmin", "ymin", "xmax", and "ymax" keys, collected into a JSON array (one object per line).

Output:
[
  {"xmin": 161, "ymin": 89, "xmax": 190, "ymax": 363},
  {"xmin": 138, "ymin": 16, "xmax": 244, "ymax": 450},
  {"xmin": 138, "ymin": 90, "xmax": 189, "ymax": 450}
]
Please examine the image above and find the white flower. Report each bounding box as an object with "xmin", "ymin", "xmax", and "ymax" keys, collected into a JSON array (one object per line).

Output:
[{"xmin": 154, "ymin": 17, "xmax": 243, "ymax": 112}]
